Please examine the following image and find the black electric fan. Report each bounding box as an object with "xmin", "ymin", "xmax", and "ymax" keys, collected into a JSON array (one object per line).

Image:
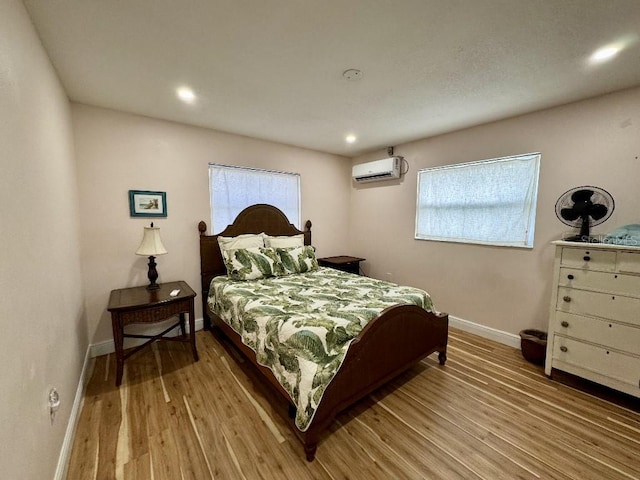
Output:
[{"xmin": 555, "ymin": 186, "xmax": 614, "ymax": 242}]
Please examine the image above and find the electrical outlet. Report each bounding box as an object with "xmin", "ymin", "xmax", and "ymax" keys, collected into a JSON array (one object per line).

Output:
[{"xmin": 48, "ymin": 388, "xmax": 60, "ymax": 420}]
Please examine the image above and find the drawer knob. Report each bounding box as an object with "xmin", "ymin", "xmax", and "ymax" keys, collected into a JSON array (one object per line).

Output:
[
  {"xmin": 583, "ymin": 255, "xmax": 591, "ymax": 261},
  {"xmin": 563, "ymin": 296, "xmax": 571, "ymax": 302},
  {"xmin": 560, "ymin": 346, "xmax": 568, "ymax": 353},
  {"xmin": 561, "ymin": 321, "xmax": 569, "ymax": 328},
  {"xmin": 567, "ymin": 274, "xmax": 574, "ymax": 280}
]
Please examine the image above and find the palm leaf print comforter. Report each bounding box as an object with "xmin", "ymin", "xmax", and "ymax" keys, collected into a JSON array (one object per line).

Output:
[{"xmin": 208, "ymin": 267, "xmax": 435, "ymax": 431}]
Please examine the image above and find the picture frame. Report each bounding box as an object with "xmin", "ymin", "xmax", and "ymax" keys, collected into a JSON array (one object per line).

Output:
[{"xmin": 129, "ymin": 190, "xmax": 167, "ymax": 218}]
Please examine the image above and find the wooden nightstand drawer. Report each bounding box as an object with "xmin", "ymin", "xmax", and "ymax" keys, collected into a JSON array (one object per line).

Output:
[
  {"xmin": 124, "ymin": 298, "xmax": 191, "ymax": 325},
  {"xmin": 318, "ymin": 256, "xmax": 365, "ymax": 275}
]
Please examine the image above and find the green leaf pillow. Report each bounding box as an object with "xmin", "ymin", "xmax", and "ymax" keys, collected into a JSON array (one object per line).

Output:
[
  {"xmin": 276, "ymin": 245, "xmax": 318, "ymax": 274},
  {"xmin": 223, "ymin": 247, "xmax": 284, "ymax": 280}
]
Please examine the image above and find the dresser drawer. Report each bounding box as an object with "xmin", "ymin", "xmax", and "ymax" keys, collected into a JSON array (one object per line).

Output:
[
  {"xmin": 560, "ymin": 248, "xmax": 616, "ymax": 271},
  {"xmin": 558, "ymin": 267, "xmax": 640, "ymax": 297},
  {"xmin": 556, "ymin": 287, "xmax": 640, "ymax": 325},
  {"xmin": 552, "ymin": 337, "xmax": 640, "ymax": 388},
  {"xmin": 554, "ymin": 312, "xmax": 640, "ymax": 355},
  {"xmin": 618, "ymin": 251, "xmax": 640, "ymax": 274}
]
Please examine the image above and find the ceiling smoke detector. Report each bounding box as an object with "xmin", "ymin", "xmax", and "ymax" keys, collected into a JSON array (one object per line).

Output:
[{"xmin": 342, "ymin": 69, "xmax": 362, "ymax": 81}]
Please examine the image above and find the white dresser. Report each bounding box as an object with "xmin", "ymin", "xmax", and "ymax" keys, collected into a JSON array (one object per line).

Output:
[{"xmin": 546, "ymin": 240, "xmax": 640, "ymax": 398}]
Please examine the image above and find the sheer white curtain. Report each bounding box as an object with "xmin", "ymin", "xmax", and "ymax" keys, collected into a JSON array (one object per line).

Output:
[
  {"xmin": 415, "ymin": 153, "xmax": 541, "ymax": 247},
  {"xmin": 209, "ymin": 164, "xmax": 300, "ymax": 233}
]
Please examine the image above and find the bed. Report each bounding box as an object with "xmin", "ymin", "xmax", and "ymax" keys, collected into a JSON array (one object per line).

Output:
[{"xmin": 197, "ymin": 204, "xmax": 448, "ymax": 461}]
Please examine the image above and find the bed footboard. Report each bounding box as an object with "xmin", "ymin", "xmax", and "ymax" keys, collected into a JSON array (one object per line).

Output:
[
  {"xmin": 298, "ymin": 304, "xmax": 448, "ymax": 460},
  {"xmin": 208, "ymin": 302, "xmax": 447, "ymax": 461}
]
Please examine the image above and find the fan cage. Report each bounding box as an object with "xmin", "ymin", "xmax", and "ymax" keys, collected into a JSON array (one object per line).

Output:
[{"xmin": 555, "ymin": 186, "xmax": 614, "ymax": 242}]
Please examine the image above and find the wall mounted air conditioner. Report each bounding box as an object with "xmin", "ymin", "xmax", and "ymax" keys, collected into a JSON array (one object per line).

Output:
[{"xmin": 352, "ymin": 157, "xmax": 401, "ymax": 183}]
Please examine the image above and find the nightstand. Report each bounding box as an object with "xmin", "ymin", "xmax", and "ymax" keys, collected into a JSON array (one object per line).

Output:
[
  {"xmin": 107, "ymin": 280, "xmax": 199, "ymax": 386},
  {"xmin": 317, "ymin": 256, "xmax": 365, "ymax": 275}
]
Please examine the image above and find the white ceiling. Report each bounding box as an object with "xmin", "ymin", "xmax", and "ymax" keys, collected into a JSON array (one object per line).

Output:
[{"xmin": 23, "ymin": 0, "xmax": 640, "ymax": 157}]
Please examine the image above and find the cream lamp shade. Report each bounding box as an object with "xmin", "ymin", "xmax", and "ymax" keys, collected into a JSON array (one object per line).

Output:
[
  {"xmin": 136, "ymin": 223, "xmax": 167, "ymax": 290},
  {"xmin": 136, "ymin": 224, "xmax": 167, "ymax": 256}
]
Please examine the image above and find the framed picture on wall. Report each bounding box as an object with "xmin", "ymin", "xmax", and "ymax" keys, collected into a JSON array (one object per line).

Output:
[{"xmin": 129, "ymin": 190, "xmax": 167, "ymax": 217}]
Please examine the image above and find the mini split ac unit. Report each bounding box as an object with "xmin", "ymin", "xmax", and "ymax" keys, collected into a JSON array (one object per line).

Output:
[{"xmin": 352, "ymin": 157, "xmax": 401, "ymax": 183}]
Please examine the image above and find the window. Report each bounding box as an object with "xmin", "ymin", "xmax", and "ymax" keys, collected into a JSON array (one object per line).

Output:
[
  {"xmin": 209, "ymin": 164, "xmax": 300, "ymax": 233},
  {"xmin": 415, "ymin": 153, "xmax": 541, "ymax": 248}
]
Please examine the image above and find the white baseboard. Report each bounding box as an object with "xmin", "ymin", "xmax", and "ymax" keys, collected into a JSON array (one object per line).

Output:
[
  {"xmin": 90, "ymin": 317, "xmax": 204, "ymax": 358},
  {"xmin": 54, "ymin": 345, "xmax": 93, "ymax": 480},
  {"xmin": 448, "ymin": 315, "xmax": 521, "ymax": 349}
]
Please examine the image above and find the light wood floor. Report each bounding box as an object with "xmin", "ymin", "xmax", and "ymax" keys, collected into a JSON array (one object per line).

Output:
[{"xmin": 66, "ymin": 328, "xmax": 640, "ymax": 479}]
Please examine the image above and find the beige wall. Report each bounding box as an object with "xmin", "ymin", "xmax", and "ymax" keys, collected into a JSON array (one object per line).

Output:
[
  {"xmin": 72, "ymin": 104, "xmax": 351, "ymax": 345},
  {"xmin": 350, "ymin": 87, "xmax": 640, "ymax": 336},
  {"xmin": 0, "ymin": 1, "xmax": 86, "ymax": 478}
]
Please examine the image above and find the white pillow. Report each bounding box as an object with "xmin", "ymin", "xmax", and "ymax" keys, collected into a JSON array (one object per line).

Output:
[
  {"xmin": 217, "ymin": 233, "xmax": 265, "ymax": 252},
  {"xmin": 264, "ymin": 233, "xmax": 304, "ymax": 248}
]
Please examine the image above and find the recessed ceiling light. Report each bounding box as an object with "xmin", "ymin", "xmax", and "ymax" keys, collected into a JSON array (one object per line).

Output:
[
  {"xmin": 177, "ymin": 86, "xmax": 196, "ymax": 103},
  {"xmin": 589, "ymin": 45, "xmax": 621, "ymax": 63},
  {"xmin": 345, "ymin": 134, "xmax": 357, "ymax": 144}
]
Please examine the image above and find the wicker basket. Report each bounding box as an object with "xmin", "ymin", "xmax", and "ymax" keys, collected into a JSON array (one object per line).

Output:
[{"xmin": 519, "ymin": 329, "xmax": 547, "ymax": 365}]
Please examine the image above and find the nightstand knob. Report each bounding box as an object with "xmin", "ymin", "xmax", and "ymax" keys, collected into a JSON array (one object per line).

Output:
[
  {"xmin": 563, "ymin": 296, "xmax": 571, "ymax": 302},
  {"xmin": 583, "ymin": 255, "xmax": 591, "ymax": 261},
  {"xmin": 561, "ymin": 321, "xmax": 569, "ymax": 328},
  {"xmin": 560, "ymin": 346, "xmax": 568, "ymax": 353},
  {"xmin": 567, "ymin": 274, "xmax": 574, "ymax": 280}
]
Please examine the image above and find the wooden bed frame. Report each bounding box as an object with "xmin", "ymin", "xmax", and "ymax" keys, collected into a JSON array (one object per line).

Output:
[{"xmin": 197, "ymin": 204, "xmax": 448, "ymax": 461}]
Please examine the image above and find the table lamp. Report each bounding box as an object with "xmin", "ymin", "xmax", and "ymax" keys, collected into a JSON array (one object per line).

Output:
[{"xmin": 135, "ymin": 222, "xmax": 167, "ymax": 290}]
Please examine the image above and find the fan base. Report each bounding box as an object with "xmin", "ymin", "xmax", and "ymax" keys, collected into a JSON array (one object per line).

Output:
[{"xmin": 563, "ymin": 234, "xmax": 601, "ymax": 243}]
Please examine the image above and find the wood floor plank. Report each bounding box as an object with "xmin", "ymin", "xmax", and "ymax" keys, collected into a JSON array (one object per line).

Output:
[
  {"xmin": 343, "ymin": 396, "xmax": 486, "ymax": 479},
  {"xmin": 65, "ymin": 395, "xmax": 100, "ymax": 480},
  {"xmin": 318, "ymin": 418, "xmax": 408, "ymax": 480},
  {"xmin": 125, "ymin": 359, "xmax": 153, "ymax": 462},
  {"xmin": 331, "ymin": 408, "xmax": 468, "ymax": 480},
  {"xmin": 155, "ymin": 347, "xmax": 215, "ymax": 480},
  {"xmin": 403, "ymin": 375, "xmax": 594, "ymax": 480},
  {"xmin": 370, "ymin": 392, "xmax": 539, "ymax": 480},
  {"xmin": 392, "ymin": 382, "xmax": 569, "ymax": 480},
  {"xmin": 96, "ymin": 356, "xmax": 122, "ymax": 479},
  {"xmin": 123, "ymin": 452, "xmax": 151, "ymax": 479},
  {"xmin": 148, "ymin": 428, "xmax": 184, "ymax": 480},
  {"xmin": 65, "ymin": 328, "xmax": 640, "ymax": 480}
]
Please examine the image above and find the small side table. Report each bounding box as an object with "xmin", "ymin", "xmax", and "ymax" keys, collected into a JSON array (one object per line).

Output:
[
  {"xmin": 107, "ymin": 280, "xmax": 199, "ymax": 386},
  {"xmin": 317, "ymin": 256, "xmax": 365, "ymax": 275}
]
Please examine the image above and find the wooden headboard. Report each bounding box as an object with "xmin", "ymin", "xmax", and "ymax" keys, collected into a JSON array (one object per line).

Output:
[{"xmin": 198, "ymin": 203, "xmax": 312, "ymax": 329}]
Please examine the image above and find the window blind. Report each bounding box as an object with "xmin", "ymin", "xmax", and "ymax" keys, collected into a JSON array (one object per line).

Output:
[
  {"xmin": 415, "ymin": 153, "xmax": 541, "ymax": 247},
  {"xmin": 209, "ymin": 164, "xmax": 300, "ymax": 233}
]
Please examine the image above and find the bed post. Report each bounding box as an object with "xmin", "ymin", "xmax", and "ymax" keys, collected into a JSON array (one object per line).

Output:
[
  {"xmin": 198, "ymin": 221, "xmax": 212, "ymax": 330},
  {"xmin": 304, "ymin": 220, "xmax": 312, "ymax": 246}
]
